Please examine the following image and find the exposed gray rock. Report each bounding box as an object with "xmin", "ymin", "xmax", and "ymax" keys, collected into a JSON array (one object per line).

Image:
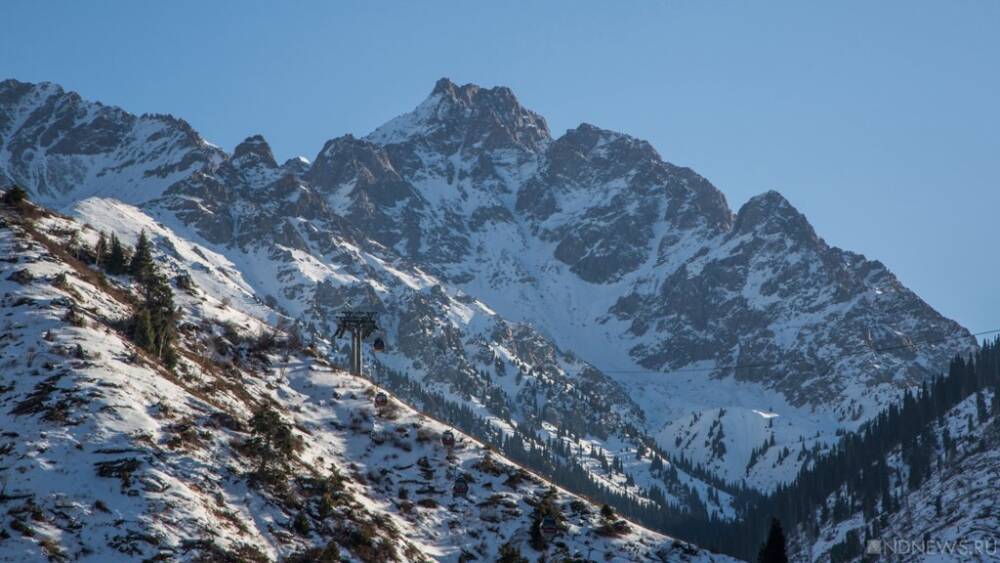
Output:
[{"xmin": 0, "ymin": 77, "xmax": 976, "ymax": 498}]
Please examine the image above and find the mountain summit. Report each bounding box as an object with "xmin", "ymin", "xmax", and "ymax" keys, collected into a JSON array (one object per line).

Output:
[{"xmin": 367, "ymin": 77, "xmax": 551, "ymax": 152}]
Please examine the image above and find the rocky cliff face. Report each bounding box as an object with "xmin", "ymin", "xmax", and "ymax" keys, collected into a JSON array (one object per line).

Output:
[
  {"xmin": 0, "ymin": 77, "xmax": 975, "ymax": 502},
  {"xmin": 0, "ymin": 79, "xmax": 222, "ymax": 206}
]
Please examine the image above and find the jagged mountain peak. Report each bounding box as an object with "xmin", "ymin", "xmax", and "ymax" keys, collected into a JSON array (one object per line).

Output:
[
  {"xmin": 0, "ymin": 79, "xmax": 223, "ymax": 205},
  {"xmin": 280, "ymin": 155, "xmax": 311, "ymax": 176},
  {"xmin": 366, "ymin": 77, "xmax": 551, "ymax": 153},
  {"xmin": 309, "ymin": 133, "xmax": 392, "ymax": 175},
  {"xmin": 0, "ymin": 78, "xmax": 64, "ymax": 101},
  {"xmin": 232, "ymin": 133, "xmax": 278, "ymax": 169},
  {"xmin": 307, "ymin": 134, "xmax": 401, "ymax": 186},
  {"xmin": 429, "ymin": 76, "xmax": 518, "ymax": 108},
  {"xmin": 560, "ymin": 122, "xmax": 644, "ymax": 145},
  {"xmin": 732, "ymin": 189, "xmax": 820, "ymax": 243},
  {"xmin": 547, "ymin": 122, "xmax": 664, "ymax": 173}
]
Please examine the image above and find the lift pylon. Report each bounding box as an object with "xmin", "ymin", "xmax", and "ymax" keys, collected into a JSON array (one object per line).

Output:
[{"xmin": 334, "ymin": 310, "xmax": 379, "ymax": 376}]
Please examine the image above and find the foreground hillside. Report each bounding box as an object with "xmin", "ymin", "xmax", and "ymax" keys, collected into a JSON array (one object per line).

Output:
[{"xmin": 0, "ymin": 198, "xmax": 734, "ymax": 561}]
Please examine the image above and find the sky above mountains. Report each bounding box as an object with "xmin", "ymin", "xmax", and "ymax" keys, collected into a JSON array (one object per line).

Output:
[{"xmin": 2, "ymin": 0, "xmax": 998, "ymax": 334}]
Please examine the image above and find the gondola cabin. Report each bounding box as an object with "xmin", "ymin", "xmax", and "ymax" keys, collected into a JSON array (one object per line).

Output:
[
  {"xmin": 453, "ymin": 477, "xmax": 469, "ymax": 496},
  {"xmin": 374, "ymin": 392, "xmax": 389, "ymax": 409},
  {"xmin": 441, "ymin": 430, "xmax": 456, "ymax": 448},
  {"xmin": 540, "ymin": 516, "xmax": 558, "ymax": 541},
  {"xmin": 373, "ymin": 337, "xmax": 386, "ymax": 353}
]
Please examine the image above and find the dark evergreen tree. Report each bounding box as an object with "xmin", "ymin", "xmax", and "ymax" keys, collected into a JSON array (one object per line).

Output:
[
  {"xmin": 130, "ymin": 309, "xmax": 156, "ymax": 352},
  {"xmin": 106, "ymin": 234, "xmax": 127, "ymax": 275},
  {"xmin": 496, "ymin": 543, "xmax": 528, "ymax": 563},
  {"xmin": 601, "ymin": 503, "xmax": 616, "ymax": 521},
  {"xmin": 247, "ymin": 405, "xmax": 298, "ymax": 481},
  {"xmin": 976, "ymin": 391, "xmax": 988, "ymax": 422},
  {"xmin": 129, "ymin": 230, "xmax": 155, "ymax": 280},
  {"xmin": 2, "ymin": 185, "xmax": 28, "ymax": 207},
  {"xmin": 292, "ymin": 511, "xmax": 311, "ymax": 535},
  {"xmin": 757, "ymin": 518, "xmax": 788, "ymax": 563},
  {"xmin": 141, "ymin": 271, "xmax": 177, "ymax": 367},
  {"xmin": 115, "ymin": 233, "xmax": 178, "ymax": 368},
  {"xmin": 94, "ymin": 231, "xmax": 108, "ymax": 269}
]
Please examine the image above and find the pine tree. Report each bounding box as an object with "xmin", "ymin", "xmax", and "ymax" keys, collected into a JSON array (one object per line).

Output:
[
  {"xmin": 2, "ymin": 185, "xmax": 28, "ymax": 207},
  {"xmin": 142, "ymin": 271, "xmax": 176, "ymax": 365},
  {"xmin": 650, "ymin": 455, "xmax": 664, "ymax": 473},
  {"xmin": 292, "ymin": 511, "xmax": 311, "ymax": 535},
  {"xmin": 106, "ymin": 234, "xmax": 127, "ymax": 275},
  {"xmin": 601, "ymin": 503, "xmax": 616, "ymax": 521},
  {"xmin": 131, "ymin": 309, "xmax": 156, "ymax": 352},
  {"xmin": 129, "ymin": 230, "xmax": 155, "ymax": 280},
  {"xmin": 496, "ymin": 543, "xmax": 528, "ymax": 563},
  {"xmin": 247, "ymin": 405, "xmax": 299, "ymax": 480},
  {"xmin": 976, "ymin": 391, "xmax": 988, "ymax": 423},
  {"xmin": 758, "ymin": 518, "xmax": 788, "ymax": 563},
  {"xmin": 94, "ymin": 232, "xmax": 108, "ymax": 268}
]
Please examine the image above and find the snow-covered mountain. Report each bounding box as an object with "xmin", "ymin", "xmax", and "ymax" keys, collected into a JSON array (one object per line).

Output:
[
  {"xmin": 0, "ymin": 198, "xmax": 734, "ymax": 562},
  {"xmin": 0, "ymin": 76, "xmax": 979, "ymax": 552}
]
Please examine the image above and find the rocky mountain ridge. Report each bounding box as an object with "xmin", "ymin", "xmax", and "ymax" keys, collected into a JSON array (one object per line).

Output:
[{"xmin": 0, "ymin": 77, "xmax": 976, "ymax": 522}]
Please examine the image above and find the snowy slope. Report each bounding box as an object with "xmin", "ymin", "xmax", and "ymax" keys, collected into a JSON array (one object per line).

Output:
[
  {"xmin": 67, "ymin": 196, "xmax": 735, "ymax": 527},
  {"xmin": 0, "ymin": 76, "xmax": 975, "ymax": 509},
  {"xmin": 0, "ymin": 200, "xmax": 737, "ymax": 561}
]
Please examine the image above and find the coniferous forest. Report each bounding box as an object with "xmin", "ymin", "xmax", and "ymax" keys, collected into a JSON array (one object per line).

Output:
[{"xmin": 706, "ymin": 339, "xmax": 1000, "ymax": 559}]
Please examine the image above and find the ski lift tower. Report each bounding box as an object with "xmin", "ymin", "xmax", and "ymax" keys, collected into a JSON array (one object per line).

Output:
[{"xmin": 334, "ymin": 310, "xmax": 379, "ymax": 376}]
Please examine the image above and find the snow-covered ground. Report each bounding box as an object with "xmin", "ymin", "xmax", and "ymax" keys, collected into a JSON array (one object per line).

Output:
[{"xmin": 0, "ymin": 202, "xmax": 738, "ymax": 561}]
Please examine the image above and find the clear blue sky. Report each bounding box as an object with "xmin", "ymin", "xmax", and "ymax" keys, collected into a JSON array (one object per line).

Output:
[{"xmin": 3, "ymin": 1, "xmax": 998, "ymax": 333}]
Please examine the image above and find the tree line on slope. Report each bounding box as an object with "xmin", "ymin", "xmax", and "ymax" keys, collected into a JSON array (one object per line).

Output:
[
  {"xmin": 709, "ymin": 338, "xmax": 1000, "ymax": 561},
  {"xmin": 89, "ymin": 229, "xmax": 180, "ymax": 368},
  {"xmin": 364, "ymin": 361, "xmax": 733, "ymax": 548},
  {"xmin": 4, "ymin": 186, "xmax": 180, "ymax": 370}
]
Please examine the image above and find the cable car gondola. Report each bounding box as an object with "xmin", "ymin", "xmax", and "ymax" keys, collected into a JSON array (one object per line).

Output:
[
  {"xmin": 540, "ymin": 516, "xmax": 558, "ymax": 541},
  {"xmin": 441, "ymin": 430, "xmax": 456, "ymax": 448},
  {"xmin": 372, "ymin": 336, "xmax": 386, "ymax": 353},
  {"xmin": 453, "ymin": 477, "xmax": 469, "ymax": 496},
  {"xmin": 374, "ymin": 391, "xmax": 389, "ymax": 409}
]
